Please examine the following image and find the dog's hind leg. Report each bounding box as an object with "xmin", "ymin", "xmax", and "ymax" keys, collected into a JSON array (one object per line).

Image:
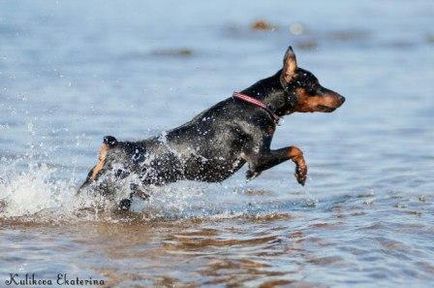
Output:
[{"xmin": 77, "ymin": 136, "xmax": 118, "ymax": 193}]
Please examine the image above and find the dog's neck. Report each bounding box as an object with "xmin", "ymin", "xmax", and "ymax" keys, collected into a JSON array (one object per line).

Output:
[{"xmin": 240, "ymin": 70, "xmax": 296, "ymax": 116}]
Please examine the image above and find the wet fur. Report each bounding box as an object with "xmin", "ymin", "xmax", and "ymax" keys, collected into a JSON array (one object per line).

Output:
[{"xmin": 78, "ymin": 46, "xmax": 345, "ymax": 209}]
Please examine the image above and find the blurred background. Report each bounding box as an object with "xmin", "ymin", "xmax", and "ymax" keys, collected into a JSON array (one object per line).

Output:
[{"xmin": 0, "ymin": 1, "xmax": 433, "ymax": 287}]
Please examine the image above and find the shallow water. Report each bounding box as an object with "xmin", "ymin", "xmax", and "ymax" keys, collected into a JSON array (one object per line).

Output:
[{"xmin": 1, "ymin": 0, "xmax": 434, "ymax": 287}]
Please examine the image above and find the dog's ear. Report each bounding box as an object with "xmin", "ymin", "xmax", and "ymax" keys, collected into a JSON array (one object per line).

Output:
[{"xmin": 280, "ymin": 46, "xmax": 298, "ymax": 86}]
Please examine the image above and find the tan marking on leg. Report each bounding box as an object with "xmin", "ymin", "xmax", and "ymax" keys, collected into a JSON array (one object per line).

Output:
[
  {"xmin": 288, "ymin": 146, "xmax": 307, "ymax": 185},
  {"xmin": 288, "ymin": 146, "xmax": 303, "ymax": 161},
  {"xmin": 90, "ymin": 143, "xmax": 109, "ymax": 181}
]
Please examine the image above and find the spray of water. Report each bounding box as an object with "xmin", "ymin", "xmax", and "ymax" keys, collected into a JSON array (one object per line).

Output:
[
  {"xmin": 0, "ymin": 150, "xmax": 314, "ymax": 224},
  {"xmin": 0, "ymin": 154, "xmax": 242, "ymax": 222}
]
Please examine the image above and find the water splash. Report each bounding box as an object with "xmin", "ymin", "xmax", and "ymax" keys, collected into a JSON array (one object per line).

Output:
[
  {"xmin": 0, "ymin": 159, "xmax": 75, "ymax": 219},
  {"xmin": 0, "ymin": 154, "xmax": 317, "ymax": 224},
  {"xmin": 0, "ymin": 155, "xmax": 216, "ymax": 221}
]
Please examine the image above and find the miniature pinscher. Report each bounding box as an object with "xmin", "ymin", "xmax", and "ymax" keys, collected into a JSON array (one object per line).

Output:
[{"xmin": 78, "ymin": 46, "xmax": 345, "ymax": 210}]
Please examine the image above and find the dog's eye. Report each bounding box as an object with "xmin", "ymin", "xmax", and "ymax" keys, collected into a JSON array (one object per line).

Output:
[
  {"xmin": 307, "ymin": 86, "xmax": 316, "ymax": 96},
  {"xmin": 306, "ymin": 80, "xmax": 320, "ymax": 96}
]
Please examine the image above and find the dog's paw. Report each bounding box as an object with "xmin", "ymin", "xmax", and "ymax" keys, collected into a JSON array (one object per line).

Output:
[
  {"xmin": 246, "ymin": 169, "xmax": 260, "ymax": 180},
  {"xmin": 118, "ymin": 199, "xmax": 131, "ymax": 211},
  {"xmin": 294, "ymin": 164, "xmax": 307, "ymax": 186}
]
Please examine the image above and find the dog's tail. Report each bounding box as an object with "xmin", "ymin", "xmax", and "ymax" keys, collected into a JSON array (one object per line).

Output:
[{"xmin": 77, "ymin": 136, "xmax": 118, "ymax": 194}]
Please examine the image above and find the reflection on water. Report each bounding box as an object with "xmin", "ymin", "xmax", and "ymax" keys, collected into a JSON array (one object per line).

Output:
[
  {"xmin": 1, "ymin": 0, "xmax": 434, "ymax": 287},
  {"xmin": 2, "ymin": 200, "xmax": 433, "ymax": 287}
]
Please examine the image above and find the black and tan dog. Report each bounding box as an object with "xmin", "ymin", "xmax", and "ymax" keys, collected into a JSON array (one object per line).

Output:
[{"xmin": 78, "ymin": 46, "xmax": 345, "ymax": 209}]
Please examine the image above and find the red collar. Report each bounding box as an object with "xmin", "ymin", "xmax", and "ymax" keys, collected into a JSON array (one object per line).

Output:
[{"xmin": 232, "ymin": 91, "xmax": 280, "ymax": 124}]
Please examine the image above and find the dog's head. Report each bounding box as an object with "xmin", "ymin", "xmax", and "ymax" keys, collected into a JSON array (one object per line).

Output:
[{"xmin": 280, "ymin": 46, "xmax": 345, "ymax": 113}]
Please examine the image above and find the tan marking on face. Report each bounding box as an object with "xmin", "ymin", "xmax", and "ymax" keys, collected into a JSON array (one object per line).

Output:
[
  {"xmin": 294, "ymin": 88, "xmax": 343, "ymax": 113},
  {"xmin": 90, "ymin": 143, "xmax": 109, "ymax": 181}
]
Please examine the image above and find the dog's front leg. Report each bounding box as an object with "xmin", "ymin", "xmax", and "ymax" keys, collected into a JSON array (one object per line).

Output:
[{"xmin": 244, "ymin": 146, "xmax": 307, "ymax": 185}]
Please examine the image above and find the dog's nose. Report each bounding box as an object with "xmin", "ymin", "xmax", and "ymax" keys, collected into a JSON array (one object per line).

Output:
[{"xmin": 334, "ymin": 92, "xmax": 345, "ymax": 105}]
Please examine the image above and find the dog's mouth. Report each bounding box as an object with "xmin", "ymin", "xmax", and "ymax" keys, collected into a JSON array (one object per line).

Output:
[
  {"xmin": 317, "ymin": 95, "xmax": 345, "ymax": 112},
  {"xmin": 317, "ymin": 105, "xmax": 337, "ymax": 113}
]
